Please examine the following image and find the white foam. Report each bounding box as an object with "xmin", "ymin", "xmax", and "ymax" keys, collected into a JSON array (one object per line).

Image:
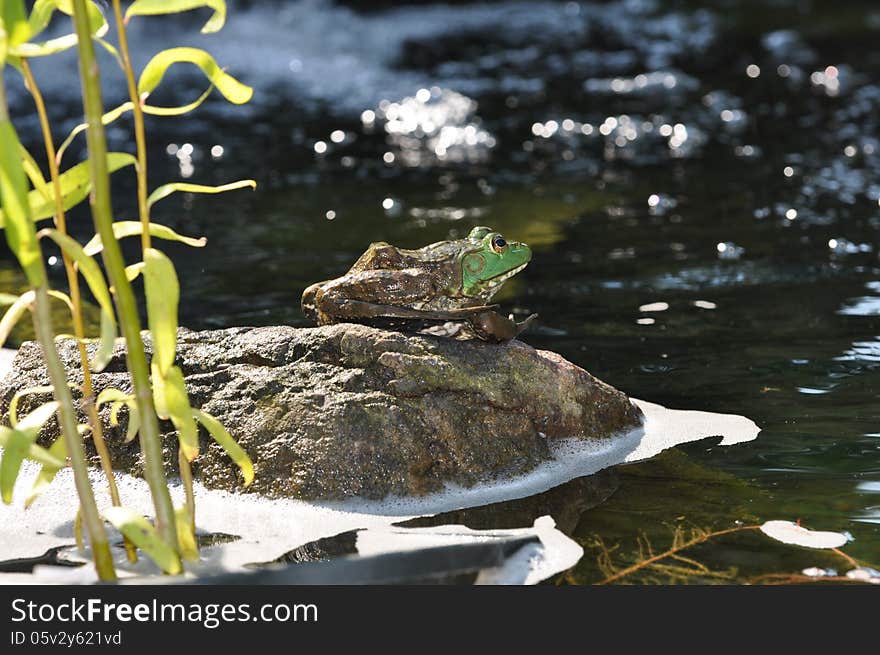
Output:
[
  {"xmin": 0, "ymin": 349, "xmax": 15, "ymax": 378},
  {"xmin": 0, "ymin": 398, "xmax": 759, "ymax": 584}
]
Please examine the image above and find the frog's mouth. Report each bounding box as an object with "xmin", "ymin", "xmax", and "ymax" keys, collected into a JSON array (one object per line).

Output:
[{"xmin": 485, "ymin": 262, "xmax": 529, "ymax": 284}]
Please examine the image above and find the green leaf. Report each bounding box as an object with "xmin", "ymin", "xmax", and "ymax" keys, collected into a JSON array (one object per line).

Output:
[
  {"xmin": 0, "ymin": 426, "xmax": 30, "ymax": 503},
  {"xmin": 102, "ymin": 506, "xmax": 182, "ymax": 574},
  {"xmin": 17, "ymin": 400, "xmax": 59, "ymax": 432},
  {"xmin": 124, "ymin": 262, "xmax": 145, "ymax": 283},
  {"xmin": 0, "ymin": 290, "xmax": 33, "ymax": 349},
  {"xmin": 143, "ymin": 86, "xmax": 214, "ymax": 116},
  {"xmin": 24, "ymin": 436, "xmax": 66, "ymax": 508},
  {"xmin": 124, "ymin": 404, "xmax": 140, "ymax": 443},
  {"xmin": 0, "ymin": 119, "xmax": 44, "ymax": 285},
  {"xmin": 47, "ymin": 289, "xmax": 74, "ymax": 312},
  {"xmin": 174, "ymin": 505, "xmax": 199, "ymax": 561},
  {"xmin": 8, "ymin": 384, "xmax": 54, "ymax": 426},
  {"xmin": 0, "ymin": 401, "xmax": 63, "ymax": 504},
  {"xmin": 126, "ymin": 0, "xmax": 226, "ymax": 34},
  {"xmin": 96, "ymin": 387, "xmax": 133, "ymax": 409},
  {"xmin": 143, "ymin": 248, "xmax": 178, "ymax": 375},
  {"xmin": 138, "ymin": 47, "xmax": 252, "ymax": 105},
  {"xmin": 0, "ymin": 289, "xmax": 72, "ymax": 352},
  {"xmin": 19, "ymin": 145, "xmax": 50, "ymax": 203},
  {"xmin": 39, "ymin": 229, "xmax": 116, "ymax": 371},
  {"xmin": 56, "ymin": 89, "xmax": 213, "ymax": 164},
  {"xmin": 193, "ymin": 408, "xmax": 253, "ymax": 486},
  {"xmin": 83, "ymin": 221, "xmax": 206, "ymax": 256},
  {"xmin": 147, "ymin": 179, "xmax": 256, "ymax": 210},
  {"xmin": 55, "ymin": 103, "xmax": 134, "ymax": 165},
  {"xmin": 0, "ymin": 153, "xmax": 136, "ymax": 225},
  {"xmin": 2, "ymin": 0, "xmax": 30, "ymax": 47},
  {"xmin": 94, "ymin": 36, "xmax": 122, "ymax": 67},
  {"xmin": 154, "ymin": 365, "xmax": 198, "ymax": 461},
  {"xmin": 12, "ymin": 0, "xmax": 108, "ymax": 57}
]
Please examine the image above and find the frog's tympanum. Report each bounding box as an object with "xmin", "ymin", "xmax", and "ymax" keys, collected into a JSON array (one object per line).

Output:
[{"xmin": 301, "ymin": 226, "xmax": 536, "ymax": 341}]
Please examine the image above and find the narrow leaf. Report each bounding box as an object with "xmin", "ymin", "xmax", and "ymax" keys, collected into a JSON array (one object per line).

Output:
[
  {"xmin": 55, "ymin": 90, "xmax": 213, "ymax": 165},
  {"xmin": 19, "ymin": 145, "xmax": 50, "ymax": 202},
  {"xmin": 2, "ymin": 0, "xmax": 30, "ymax": 47},
  {"xmin": 124, "ymin": 403, "xmax": 140, "ymax": 443},
  {"xmin": 126, "ymin": 0, "xmax": 226, "ymax": 33},
  {"xmin": 47, "ymin": 289, "xmax": 74, "ymax": 313},
  {"xmin": 143, "ymin": 248, "xmax": 178, "ymax": 375},
  {"xmin": 147, "ymin": 179, "xmax": 256, "ymax": 210},
  {"xmin": 24, "ymin": 436, "xmax": 67, "ymax": 508},
  {"xmin": 193, "ymin": 408, "xmax": 253, "ymax": 486},
  {"xmin": 1, "ymin": 153, "xmax": 136, "ymax": 224},
  {"xmin": 0, "ymin": 290, "xmax": 33, "ymax": 349},
  {"xmin": 39, "ymin": 229, "xmax": 116, "ymax": 371},
  {"xmin": 102, "ymin": 506, "xmax": 182, "ymax": 574},
  {"xmin": 0, "ymin": 427, "xmax": 30, "ymax": 503},
  {"xmin": 17, "ymin": 400, "xmax": 59, "ymax": 432},
  {"xmin": 9, "ymin": 384, "xmax": 54, "ymax": 426},
  {"xmin": 157, "ymin": 366, "xmax": 199, "ymax": 461},
  {"xmin": 83, "ymin": 221, "xmax": 206, "ymax": 256},
  {"xmin": 12, "ymin": 0, "xmax": 106, "ymax": 57},
  {"xmin": 174, "ymin": 505, "xmax": 199, "ymax": 561},
  {"xmin": 96, "ymin": 387, "xmax": 133, "ymax": 408},
  {"xmin": 0, "ymin": 120, "xmax": 44, "ymax": 285},
  {"xmin": 124, "ymin": 262, "xmax": 144, "ymax": 283},
  {"xmin": 138, "ymin": 47, "xmax": 252, "ymax": 104}
]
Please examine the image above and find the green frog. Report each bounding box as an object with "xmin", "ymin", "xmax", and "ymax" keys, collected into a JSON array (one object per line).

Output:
[{"xmin": 301, "ymin": 226, "xmax": 536, "ymax": 341}]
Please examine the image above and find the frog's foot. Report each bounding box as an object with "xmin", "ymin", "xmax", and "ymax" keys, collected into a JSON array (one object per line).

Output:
[{"xmin": 468, "ymin": 311, "xmax": 538, "ymax": 342}]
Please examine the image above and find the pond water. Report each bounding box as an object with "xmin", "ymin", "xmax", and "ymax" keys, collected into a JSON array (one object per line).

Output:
[{"xmin": 3, "ymin": 0, "xmax": 880, "ymax": 583}]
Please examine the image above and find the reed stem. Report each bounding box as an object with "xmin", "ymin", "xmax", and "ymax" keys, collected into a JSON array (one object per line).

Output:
[{"xmin": 72, "ymin": 0, "xmax": 180, "ymax": 563}]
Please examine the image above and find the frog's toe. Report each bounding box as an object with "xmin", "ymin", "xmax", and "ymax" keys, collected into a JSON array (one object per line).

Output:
[{"xmin": 515, "ymin": 313, "xmax": 539, "ymax": 335}]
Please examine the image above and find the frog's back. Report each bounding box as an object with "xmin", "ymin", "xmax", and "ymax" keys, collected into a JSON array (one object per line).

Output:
[{"xmin": 352, "ymin": 238, "xmax": 468, "ymax": 273}]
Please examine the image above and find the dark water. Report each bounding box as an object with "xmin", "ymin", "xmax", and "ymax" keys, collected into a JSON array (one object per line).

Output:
[{"xmin": 4, "ymin": 0, "xmax": 880, "ymax": 583}]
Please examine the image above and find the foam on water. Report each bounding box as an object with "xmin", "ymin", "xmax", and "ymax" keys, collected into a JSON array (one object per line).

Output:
[{"xmin": 0, "ymin": 397, "xmax": 759, "ymax": 584}]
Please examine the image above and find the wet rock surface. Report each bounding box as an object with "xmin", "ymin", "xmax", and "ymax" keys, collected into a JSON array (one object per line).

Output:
[{"xmin": 0, "ymin": 324, "xmax": 642, "ymax": 500}]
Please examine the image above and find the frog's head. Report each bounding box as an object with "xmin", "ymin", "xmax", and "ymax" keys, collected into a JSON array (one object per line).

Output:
[{"xmin": 459, "ymin": 226, "xmax": 532, "ymax": 300}]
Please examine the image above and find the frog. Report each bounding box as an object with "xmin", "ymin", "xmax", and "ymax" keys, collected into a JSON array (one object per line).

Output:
[{"xmin": 301, "ymin": 226, "xmax": 537, "ymax": 342}]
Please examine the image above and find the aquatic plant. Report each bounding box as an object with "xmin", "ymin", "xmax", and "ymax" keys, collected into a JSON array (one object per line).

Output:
[
  {"xmin": 0, "ymin": 0, "xmax": 254, "ymax": 580},
  {"xmin": 579, "ymin": 520, "xmax": 878, "ymax": 585}
]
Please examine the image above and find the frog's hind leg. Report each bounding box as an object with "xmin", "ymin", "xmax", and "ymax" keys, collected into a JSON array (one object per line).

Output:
[
  {"xmin": 321, "ymin": 299, "xmax": 499, "ymax": 322},
  {"xmin": 301, "ymin": 281, "xmax": 327, "ymax": 321}
]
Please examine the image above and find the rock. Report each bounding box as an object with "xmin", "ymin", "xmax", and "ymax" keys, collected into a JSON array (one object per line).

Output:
[{"xmin": 0, "ymin": 324, "xmax": 643, "ymax": 500}]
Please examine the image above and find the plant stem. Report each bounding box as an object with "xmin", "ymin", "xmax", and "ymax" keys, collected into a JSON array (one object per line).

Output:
[
  {"xmin": 111, "ymin": 0, "xmax": 150, "ymax": 252},
  {"xmin": 0, "ymin": 70, "xmax": 116, "ymax": 581},
  {"xmin": 32, "ymin": 288, "xmax": 117, "ymax": 579},
  {"xmin": 111, "ymin": 0, "xmax": 198, "ymax": 548},
  {"xmin": 20, "ymin": 58, "xmax": 137, "ymax": 564},
  {"xmin": 178, "ymin": 446, "xmax": 196, "ymax": 533},
  {"xmin": 596, "ymin": 525, "xmax": 761, "ymax": 585},
  {"xmin": 71, "ymin": 0, "xmax": 180, "ymax": 561}
]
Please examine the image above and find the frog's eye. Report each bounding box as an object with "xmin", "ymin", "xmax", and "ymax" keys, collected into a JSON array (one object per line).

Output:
[{"xmin": 491, "ymin": 235, "xmax": 507, "ymax": 253}]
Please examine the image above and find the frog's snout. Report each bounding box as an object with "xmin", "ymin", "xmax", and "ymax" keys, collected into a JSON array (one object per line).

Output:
[{"xmin": 511, "ymin": 242, "xmax": 532, "ymax": 262}]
